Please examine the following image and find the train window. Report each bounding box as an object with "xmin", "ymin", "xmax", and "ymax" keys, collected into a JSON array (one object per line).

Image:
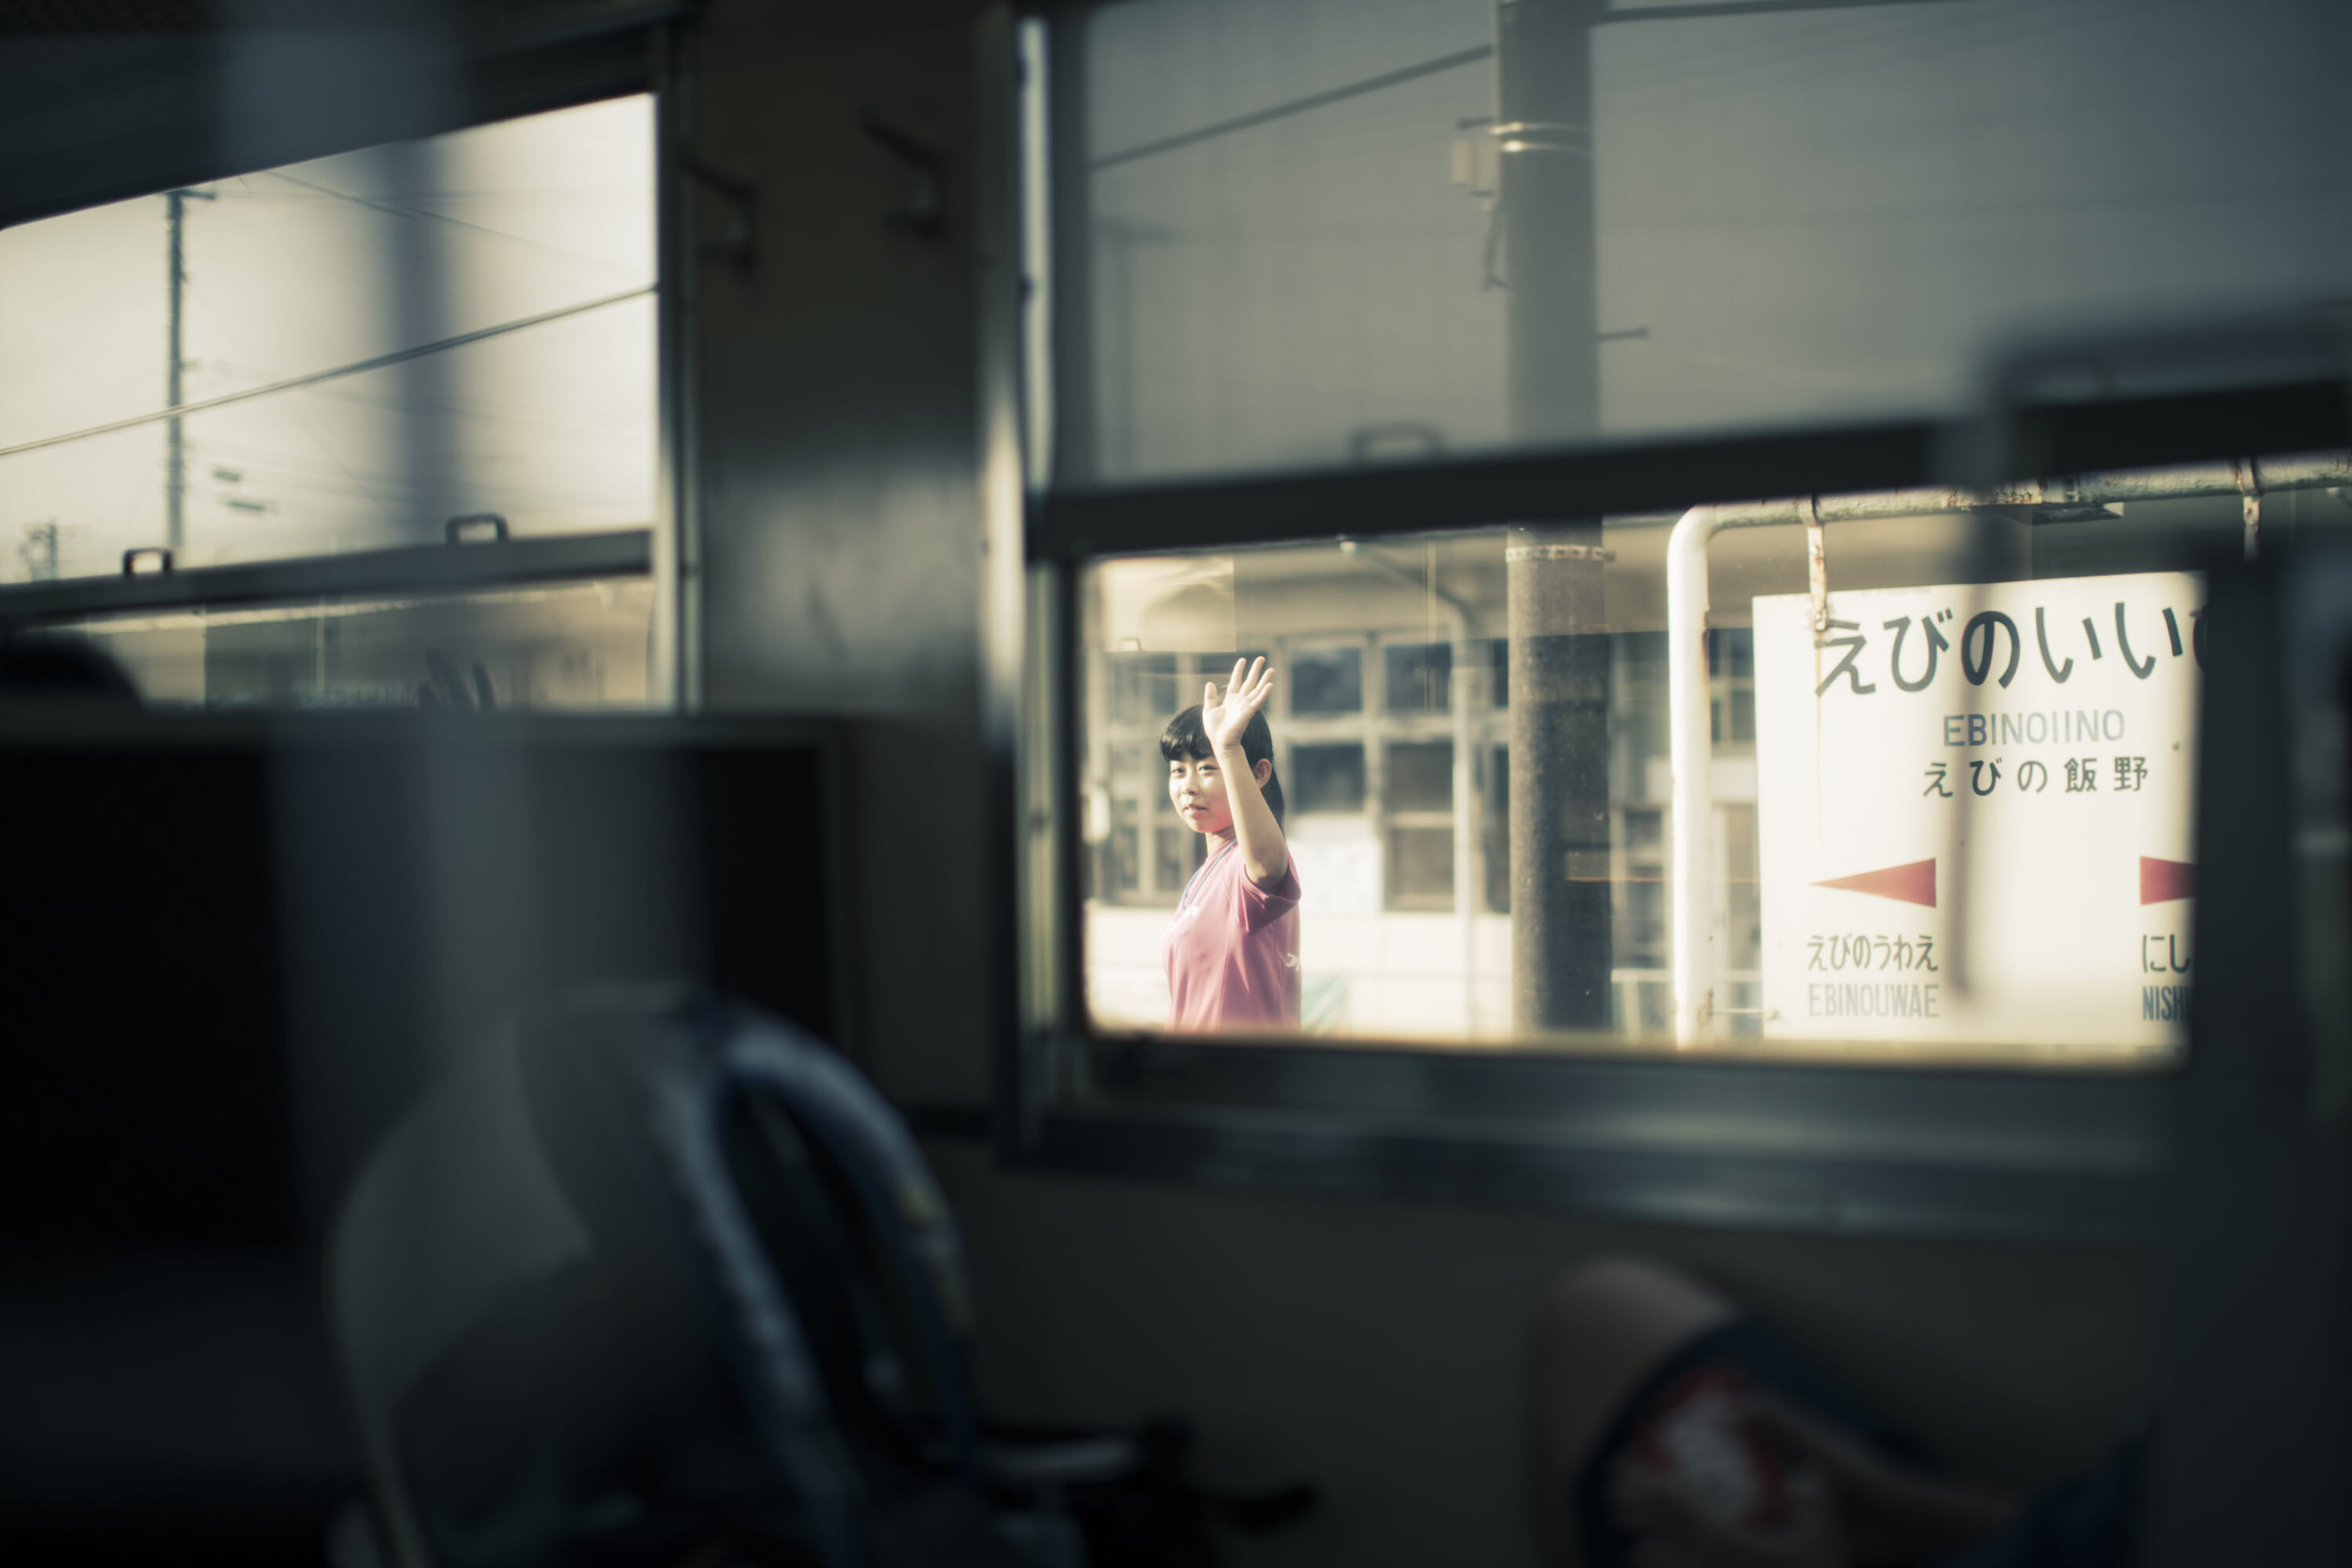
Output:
[
  {"xmin": 0, "ymin": 95, "xmax": 656, "ymax": 707},
  {"xmin": 994, "ymin": 5, "xmax": 2350, "ymax": 1228},
  {"xmin": 1017, "ymin": 463, "xmax": 2343, "ymax": 1229},
  {"xmin": 1049, "ymin": 0, "xmax": 2352, "ymax": 485},
  {"xmin": 1069, "ymin": 469, "xmax": 2352, "ymax": 1060}
]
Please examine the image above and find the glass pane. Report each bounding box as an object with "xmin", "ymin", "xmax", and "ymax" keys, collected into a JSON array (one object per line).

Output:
[
  {"xmin": 1717, "ymin": 630, "xmax": 1753, "ymax": 681},
  {"xmin": 0, "ymin": 96, "xmax": 653, "ymax": 580},
  {"xmin": 1387, "ymin": 824, "xmax": 1455, "ymax": 909},
  {"xmin": 1728, "ymin": 687, "xmax": 1756, "ymax": 745},
  {"xmin": 1288, "ymin": 644, "xmax": 1364, "ymax": 713},
  {"xmin": 1109, "ymin": 652, "xmax": 1183, "ymax": 724},
  {"xmin": 1290, "ymin": 741, "xmax": 1368, "ymax": 814},
  {"xmin": 1624, "ymin": 806, "xmax": 1661, "ymax": 855},
  {"xmin": 1155, "ymin": 823, "xmax": 1200, "ymax": 891},
  {"xmin": 1109, "ymin": 800, "xmax": 1141, "ymax": 895},
  {"xmin": 1068, "ymin": 456, "xmax": 2332, "ymax": 1056},
  {"xmin": 1387, "ymin": 739, "xmax": 1454, "ymax": 811},
  {"xmin": 1483, "ymin": 742, "xmax": 1511, "ymax": 913},
  {"xmin": 1385, "ymin": 641, "xmax": 1453, "ymax": 713},
  {"xmin": 1058, "ymin": 0, "xmax": 2352, "ymax": 484}
]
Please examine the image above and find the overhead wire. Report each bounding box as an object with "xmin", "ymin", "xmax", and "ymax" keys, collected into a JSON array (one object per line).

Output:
[
  {"xmin": 187, "ymin": 348, "xmax": 644, "ymax": 439},
  {"xmin": 183, "ymin": 273, "xmax": 404, "ymax": 522},
  {"xmin": 1091, "ymin": 45, "xmax": 1494, "ymax": 172},
  {"xmin": 0, "ymin": 284, "xmax": 655, "ymax": 463},
  {"xmin": 259, "ymin": 169, "xmax": 649, "ymax": 282}
]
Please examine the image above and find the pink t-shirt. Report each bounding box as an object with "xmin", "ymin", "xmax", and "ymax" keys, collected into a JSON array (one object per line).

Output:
[{"xmin": 1165, "ymin": 839, "xmax": 1302, "ymax": 1033}]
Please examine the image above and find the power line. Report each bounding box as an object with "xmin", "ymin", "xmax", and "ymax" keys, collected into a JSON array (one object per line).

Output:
[
  {"xmin": 190, "ymin": 353, "xmax": 643, "ymax": 438},
  {"xmin": 1083, "ymin": 0, "xmax": 1983, "ymax": 174},
  {"xmin": 186, "ymin": 274, "xmax": 401, "ymax": 517},
  {"xmin": 1091, "ymin": 45, "xmax": 1495, "ymax": 172},
  {"xmin": 263, "ymin": 169, "xmax": 647, "ymax": 281},
  {"xmin": 0, "ymin": 285, "xmax": 655, "ymax": 463}
]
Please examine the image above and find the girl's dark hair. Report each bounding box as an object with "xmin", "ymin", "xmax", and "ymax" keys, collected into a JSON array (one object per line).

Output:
[{"xmin": 1160, "ymin": 702, "xmax": 1285, "ymax": 826}]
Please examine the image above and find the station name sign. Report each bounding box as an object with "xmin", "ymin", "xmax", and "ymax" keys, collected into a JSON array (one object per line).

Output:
[{"xmin": 1753, "ymin": 571, "xmax": 2198, "ymax": 1052}]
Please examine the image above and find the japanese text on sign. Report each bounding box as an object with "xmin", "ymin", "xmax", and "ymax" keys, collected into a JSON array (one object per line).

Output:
[{"xmin": 1753, "ymin": 571, "xmax": 2198, "ymax": 1054}]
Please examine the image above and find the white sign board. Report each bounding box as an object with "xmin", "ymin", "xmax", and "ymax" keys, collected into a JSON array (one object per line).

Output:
[{"xmin": 1753, "ymin": 570, "xmax": 2199, "ymax": 1051}]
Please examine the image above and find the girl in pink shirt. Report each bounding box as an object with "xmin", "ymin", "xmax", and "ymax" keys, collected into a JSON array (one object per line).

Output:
[{"xmin": 1161, "ymin": 657, "xmax": 1303, "ymax": 1033}]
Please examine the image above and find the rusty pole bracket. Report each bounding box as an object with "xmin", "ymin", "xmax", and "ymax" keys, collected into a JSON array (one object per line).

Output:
[
  {"xmin": 1804, "ymin": 494, "xmax": 1829, "ymax": 631},
  {"xmin": 2234, "ymin": 456, "xmax": 2263, "ymax": 562}
]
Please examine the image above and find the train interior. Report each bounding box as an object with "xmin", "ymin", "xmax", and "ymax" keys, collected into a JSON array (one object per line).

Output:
[{"xmin": 1, "ymin": 2, "xmax": 2347, "ymax": 1565}]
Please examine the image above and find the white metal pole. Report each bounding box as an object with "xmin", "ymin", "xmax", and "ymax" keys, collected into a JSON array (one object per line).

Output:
[
  {"xmin": 1451, "ymin": 608, "xmax": 1477, "ymax": 1037},
  {"xmin": 1665, "ymin": 505, "xmax": 1726, "ymax": 1046}
]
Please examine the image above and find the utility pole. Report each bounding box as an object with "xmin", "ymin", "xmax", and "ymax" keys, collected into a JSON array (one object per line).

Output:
[
  {"xmin": 1499, "ymin": 0, "xmax": 1614, "ymax": 1034},
  {"xmin": 1497, "ymin": 0, "xmax": 1600, "ymax": 444},
  {"xmin": 165, "ymin": 187, "xmax": 214, "ymax": 557},
  {"xmin": 1494, "ymin": 0, "xmax": 1947, "ymax": 1037}
]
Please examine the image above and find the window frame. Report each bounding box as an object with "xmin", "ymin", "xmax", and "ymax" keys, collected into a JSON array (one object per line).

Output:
[
  {"xmin": 0, "ymin": 530, "xmax": 652, "ymax": 630},
  {"xmin": 1014, "ymin": 491, "xmax": 2209, "ymax": 1241},
  {"xmin": 0, "ymin": 8, "xmax": 678, "ymax": 235},
  {"xmin": 975, "ymin": 11, "xmax": 2352, "ymax": 1238}
]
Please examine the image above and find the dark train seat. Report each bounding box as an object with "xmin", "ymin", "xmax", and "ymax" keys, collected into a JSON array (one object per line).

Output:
[{"xmin": 325, "ymin": 989, "xmax": 1121, "ymax": 1568}]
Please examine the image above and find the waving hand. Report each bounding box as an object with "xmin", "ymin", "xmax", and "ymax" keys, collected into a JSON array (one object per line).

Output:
[
  {"xmin": 1200, "ymin": 656, "xmax": 1287, "ymax": 890},
  {"xmin": 1203, "ymin": 657, "xmax": 1275, "ymax": 749}
]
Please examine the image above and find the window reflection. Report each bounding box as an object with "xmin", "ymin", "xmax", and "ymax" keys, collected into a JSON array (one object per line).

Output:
[
  {"xmin": 1065, "ymin": 0, "xmax": 2352, "ymax": 481},
  {"xmin": 1109, "ymin": 652, "xmax": 1182, "ymax": 724}
]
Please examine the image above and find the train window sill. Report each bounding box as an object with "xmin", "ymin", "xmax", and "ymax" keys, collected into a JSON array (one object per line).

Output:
[{"xmin": 1000, "ymin": 1036, "xmax": 2171, "ymax": 1241}]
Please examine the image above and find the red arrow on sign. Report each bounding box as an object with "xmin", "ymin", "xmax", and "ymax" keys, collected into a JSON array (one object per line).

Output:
[
  {"xmin": 1813, "ymin": 858, "xmax": 1936, "ymax": 908},
  {"xmin": 2140, "ymin": 856, "xmax": 2194, "ymax": 905}
]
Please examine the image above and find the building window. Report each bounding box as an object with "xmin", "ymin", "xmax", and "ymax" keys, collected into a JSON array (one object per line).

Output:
[
  {"xmin": 1385, "ymin": 825, "xmax": 1455, "ymax": 909},
  {"xmin": 1290, "ymin": 742, "xmax": 1367, "ymax": 815},
  {"xmin": 1709, "ymin": 630, "xmax": 1756, "ymax": 746},
  {"xmin": 1109, "ymin": 652, "xmax": 1184, "ymax": 726},
  {"xmin": 1290, "ymin": 645, "xmax": 1364, "ymax": 714},
  {"xmin": 1385, "ymin": 642, "xmax": 1452, "ymax": 713},
  {"xmin": 1385, "ymin": 740, "xmax": 1454, "ymax": 812}
]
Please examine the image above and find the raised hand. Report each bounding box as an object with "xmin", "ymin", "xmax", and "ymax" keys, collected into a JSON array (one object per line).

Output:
[{"xmin": 1202, "ymin": 656, "xmax": 1275, "ymax": 751}]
